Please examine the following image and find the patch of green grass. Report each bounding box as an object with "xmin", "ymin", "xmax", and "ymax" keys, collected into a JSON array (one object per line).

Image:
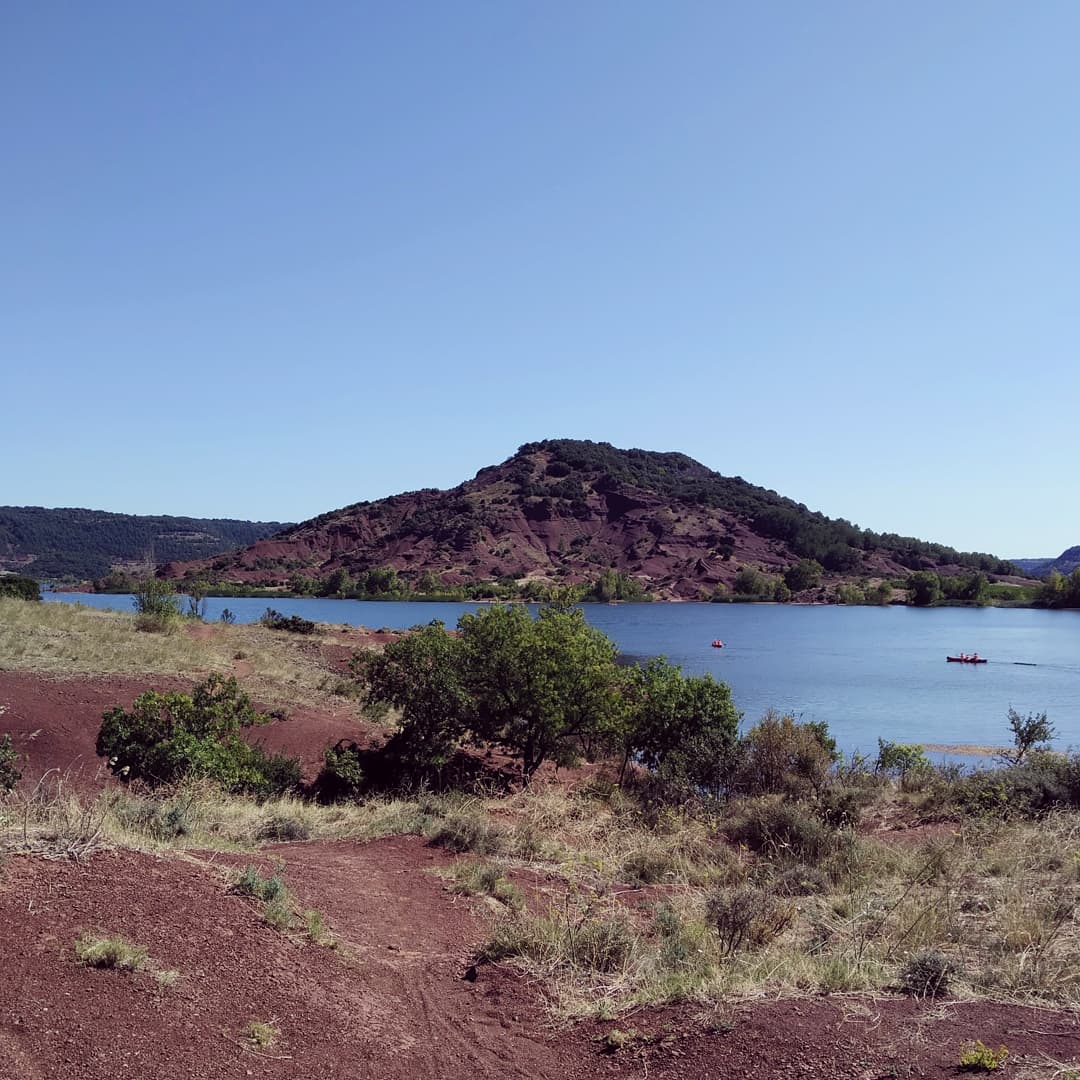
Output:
[
  {"xmin": 245, "ymin": 1020, "xmax": 280, "ymax": 1049},
  {"xmin": 74, "ymin": 932, "xmax": 149, "ymax": 971},
  {"xmin": 959, "ymin": 1041, "xmax": 1009, "ymax": 1071}
]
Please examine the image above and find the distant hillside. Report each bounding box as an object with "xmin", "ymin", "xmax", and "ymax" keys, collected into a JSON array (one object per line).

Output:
[
  {"xmin": 1011, "ymin": 546, "xmax": 1080, "ymax": 578},
  {"xmin": 166, "ymin": 439, "xmax": 1018, "ymax": 600},
  {"xmin": 0, "ymin": 507, "xmax": 290, "ymax": 581}
]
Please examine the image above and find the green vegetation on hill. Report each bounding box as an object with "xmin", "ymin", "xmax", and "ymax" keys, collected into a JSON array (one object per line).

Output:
[
  {"xmin": 0, "ymin": 506, "xmax": 290, "ymax": 580},
  {"xmin": 516, "ymin": 440, "xmax": 1015, "ymax": 575}
]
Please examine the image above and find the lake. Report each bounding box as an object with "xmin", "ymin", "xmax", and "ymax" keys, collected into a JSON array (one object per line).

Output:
[{"xmin": 42, "ymin": 593, "xmax": 1080, "ymax": 757}]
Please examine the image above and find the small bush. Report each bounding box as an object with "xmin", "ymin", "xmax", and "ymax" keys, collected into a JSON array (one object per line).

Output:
[
  {"xmin": 132, "ymin": 579, "xmax": 180, "ymax": 630},
  {"xmin": 899, "ymin": 950, "xmax": 958, "ymax": 998},
  {"xmin": 257, "ymin": 814, "xmax": 311, "ymax": 842},
  {"xmin": 74, "ymin": 933, "xmax": 148, "ymax": 971},
  {"xmin": 480, "ymin": 908, "xmax": 637, "ymax": 974},
  {"xmin": 570, "ymin": 916, "xmax": 637, "ymax": 973},
  {"xmin": 428, "ymin": 811, "xmax": 505, "ymax": 855},
  {"xmin": 726, "ymin": 799, "xmax": 836, "ymax": 863},
  {"xmin": 232, "ymin": 865, "xmax": 288, "ymax": 903},
  {"xmin": 771, "ymin": 864, "xmax": 830, "ymax": 897},
  {"xmin": 260, "ymin": 608, "xmax": 316, "ymax": 634},
  {"xmin": 736, "ymin": 712, "xmax": 839, "ymax": 797},
  {"xmin": 958, "ymin": 1041, "xmax": 1009, "ymax": 1071},
  {"xmin": 0, "ymin": 732, "xmax": 22, "ymax": 791},
  {"xmin": 876, "ymin": 739, "xmax": 932, "ymax": 788},
  {"xmin": 705, "ymin": 885, "xmax": 794, "ymax": 955},
  {"xmin": 246, "ymin": 1021, "xmax": 280, "ymax": 1049},
  {"xmin": 303, "ymin": 908, "xmax": 334, "ymax": 945}
]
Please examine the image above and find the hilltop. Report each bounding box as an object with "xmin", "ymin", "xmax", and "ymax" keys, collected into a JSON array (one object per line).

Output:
[
  {"xmin": 1010, "ymin": 545, "xmax": 1080, "ymax": 578},
  {"xmin": 166, "ymin": 439, "xmax": 1018, "ymax": 599},
  {"xmin": 0, "ymin": 506, "xmax": 291, "ymax": 581}
]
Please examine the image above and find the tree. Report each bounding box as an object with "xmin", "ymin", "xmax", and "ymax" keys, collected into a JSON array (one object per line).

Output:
[
  {"xmin": 184, "ymin": 578, "xmax": 210, "ymax": 619},
  {"xmin": 456, "ymin": 605, "xmax": 625, "ymax": 779},
  {"xmin": 621, "ymin": 658, "xmax": 740, "ymax": 794},
  {"xmin": 784, "ymin": 559, "xmax": 823, "ymax": 593},
  {"xmin": 320, "ymin": 567, "xmax": 354, "ymax": 597},
  {"xmin": 999, "ymin": 708, "xmax": 1055, "ymax": 766},
  {"xmin": 737, "ymin": 712, "xmax": 838, "ymax": 796},
  {"xmin": 733, "ymin": 566, "xmax": 764, "ymax": 597},
  {"xmin": 907, "ymin": 571, "xmax": 942, "ymax": 607},
  {"xmin": 352, "ymin": 621, "xmax": 473, "ymax": 775}
]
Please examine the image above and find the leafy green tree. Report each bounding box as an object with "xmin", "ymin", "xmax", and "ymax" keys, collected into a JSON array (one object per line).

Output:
[
  {"xmin": 875, "ymin": 739, "xmax": 931, "ymax": 782},
  {"xmin": 588, "ymin": 569, "xmax": 647, "ymax": 602},
  {"xmin": 351, "ymin": 621, "xmax": 473, "ymax": 774},
  {"xmin": 733, "ymin": 566, "xmax": 763, "ymax": 596},
  {"xmin": 319, "ymin": 567, "xmax": 354, "ymax": 597},
  {"xmin": 784, "ymin": 559, "xmax": 823, "ymax": 592},
  {"xmin": 1000, "ymin": 708, "xmax": 1055, "ymax": 766},
  {"xmin": 184, "ymin": 578, "xmax": 210, "ymax": 619},
  {"xmin": 414, "ymin": 570, "xmax": 441, "ymax": 594},
  {"xmin": 97, "ymin": 674, "xmax": 299, "ymax": 793},
  {"xmin": 907, "ymin": 571, "xmax": 942, "ymax": 606},
  {"xmin": 621, "ymin": 658, "xmax": 740, "ymax": 793},
  {"xmin": 456, "ymin": 605, "xmax": 625, "ymax": 779}
]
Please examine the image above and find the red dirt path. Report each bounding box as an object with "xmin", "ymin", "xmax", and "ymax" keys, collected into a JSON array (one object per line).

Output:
[{"xmin": 2, "ymin": 671, "xmax": 1078, "ymax": 1079}]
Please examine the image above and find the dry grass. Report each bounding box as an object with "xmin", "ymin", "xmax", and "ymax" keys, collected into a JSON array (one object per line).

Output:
[
  {"xmin": 462, "ymin": 786, "xmax": 1080, "ymax": 1016},
  {"xmin": 0, "ymin": 773, "xmax": 438, "ymax": 857},
  {"xmin": 0, "ymin": 597, "xmax": 339, "ymax": 707}
]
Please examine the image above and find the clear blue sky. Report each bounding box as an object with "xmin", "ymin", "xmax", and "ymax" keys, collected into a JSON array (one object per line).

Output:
[{"xmin": 3, "ymin": 2, "xmax": 1077, "ymax": 558}]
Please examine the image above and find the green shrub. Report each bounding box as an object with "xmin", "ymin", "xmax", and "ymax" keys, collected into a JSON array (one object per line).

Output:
[
  {"xmin": 132, "ymin": 579, "xmax": 180, "ymax": 630},
  {"xmin": 0, "ymin": 732, "xmax": 21, "ymax": 791},
  {"xmin": 97, "ymin": 674, "xmax": 300, "ymax": 795},
  {"xmin": 958, "ymin": 1041, "xmax": 1009, "ymax": 1071},
  {"xmin": 736, "ymin": 712, "xmax": 839, "ymax": 797},
  {"xmin": 260, "ymin": 608, "xmax": 317, "ymax": 634},
  {"xmin": 232, "ymin": 865, "xmax": 289, "ymax": 903},
  {"xmin": 483, "ymin": 907, "xmax": 638, "ymax": 974},
  {"xmin": 0, "ymin": 574, "xmax": 40, "ymax": 601},
  {"xmin": 726, "ymin": 799, "xmax": 836, "ymax": 863},
  {"xmin": 876, "ymin": 739, "xmax": 932, "ymax": 788}
]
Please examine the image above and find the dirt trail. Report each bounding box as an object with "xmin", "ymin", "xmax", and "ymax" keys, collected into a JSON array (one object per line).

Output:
[{"xmin": 0, "ymin": 837, "xmax": 577, "ymax": 1080}]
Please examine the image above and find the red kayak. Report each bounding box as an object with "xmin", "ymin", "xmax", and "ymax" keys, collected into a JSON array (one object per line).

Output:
[{"xmin": 947, "ymin": 655, "xmax": 987, "ymax": 664}]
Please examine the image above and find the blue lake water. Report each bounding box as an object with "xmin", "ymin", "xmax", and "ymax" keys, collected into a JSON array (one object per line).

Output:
[{"xmin": 43, "ymin": 593, "xmax": 1080, "ymax": 756}]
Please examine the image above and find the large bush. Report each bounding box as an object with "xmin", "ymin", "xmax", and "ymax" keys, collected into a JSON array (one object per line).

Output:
[
  {"xmin": 0, "ymin": 575, "xmax": 40, "ymax": 601},
  {"xmin": 736, "ymin": 712, "xmax": 839, "ymax": 797},
  {"xmin": 97, "ymin": 674, "xmax": 299, "ymax": 795}
]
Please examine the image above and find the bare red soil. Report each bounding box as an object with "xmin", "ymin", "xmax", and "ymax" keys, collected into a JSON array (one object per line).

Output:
[
  {"xmin": 3, "ymin": 839, "xmax": 1077, "ymax": 1080},
  {"xmin": 2, "ymin": 671, "xmax": 1077, "ymax": 1079}
]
